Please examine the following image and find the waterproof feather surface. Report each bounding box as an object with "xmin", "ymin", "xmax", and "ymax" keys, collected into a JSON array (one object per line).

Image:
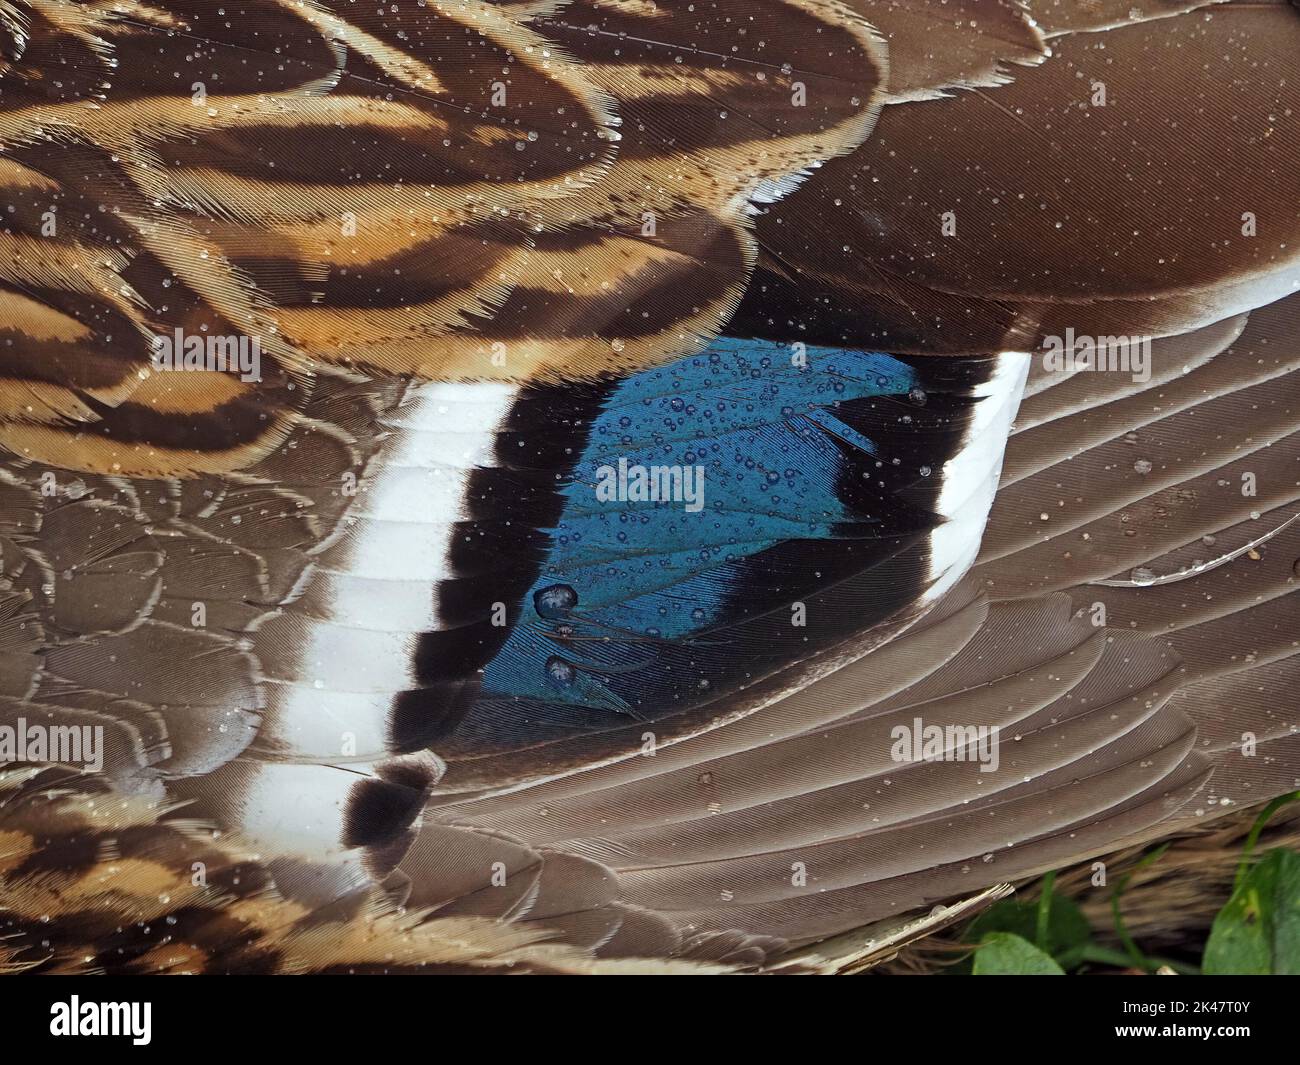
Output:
[{"xmin": 0, "ymin": 0, "xmax": 1298, "ymax": 974}]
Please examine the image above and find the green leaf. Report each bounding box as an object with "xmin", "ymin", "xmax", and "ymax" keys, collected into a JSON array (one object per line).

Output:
[
  {"xmin": 973, "ymin": 932, "xmax": 1066, "ymax": 975},
  {"xmin": 1203, "ymin": 848, "xmax": 1300, "ymax": 975},
  {"xmin": 1235, "ymin": 792, "xmax": 1300, "ymax": 891},
  {"xmin": 949, "ymin": 893, "xmax": 1091, "ymax": 973}
]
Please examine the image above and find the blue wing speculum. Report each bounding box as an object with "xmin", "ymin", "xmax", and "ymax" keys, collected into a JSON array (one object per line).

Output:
[
  {"xmin": 416, "ymin": 343, "xmax": 1028, "ymax": 782},
  {"xmin": 197, "ymin": 340, "xmax": 1027, "ymax": 868}
]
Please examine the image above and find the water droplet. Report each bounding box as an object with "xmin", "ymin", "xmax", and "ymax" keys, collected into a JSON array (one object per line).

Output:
[
  {"xmin": 545, "ymin": 657, "xmax": 576, "ymax": 687},
  {"xmin": 534, "ymin": 584, "xmax": 578, "ymax": 619}
]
